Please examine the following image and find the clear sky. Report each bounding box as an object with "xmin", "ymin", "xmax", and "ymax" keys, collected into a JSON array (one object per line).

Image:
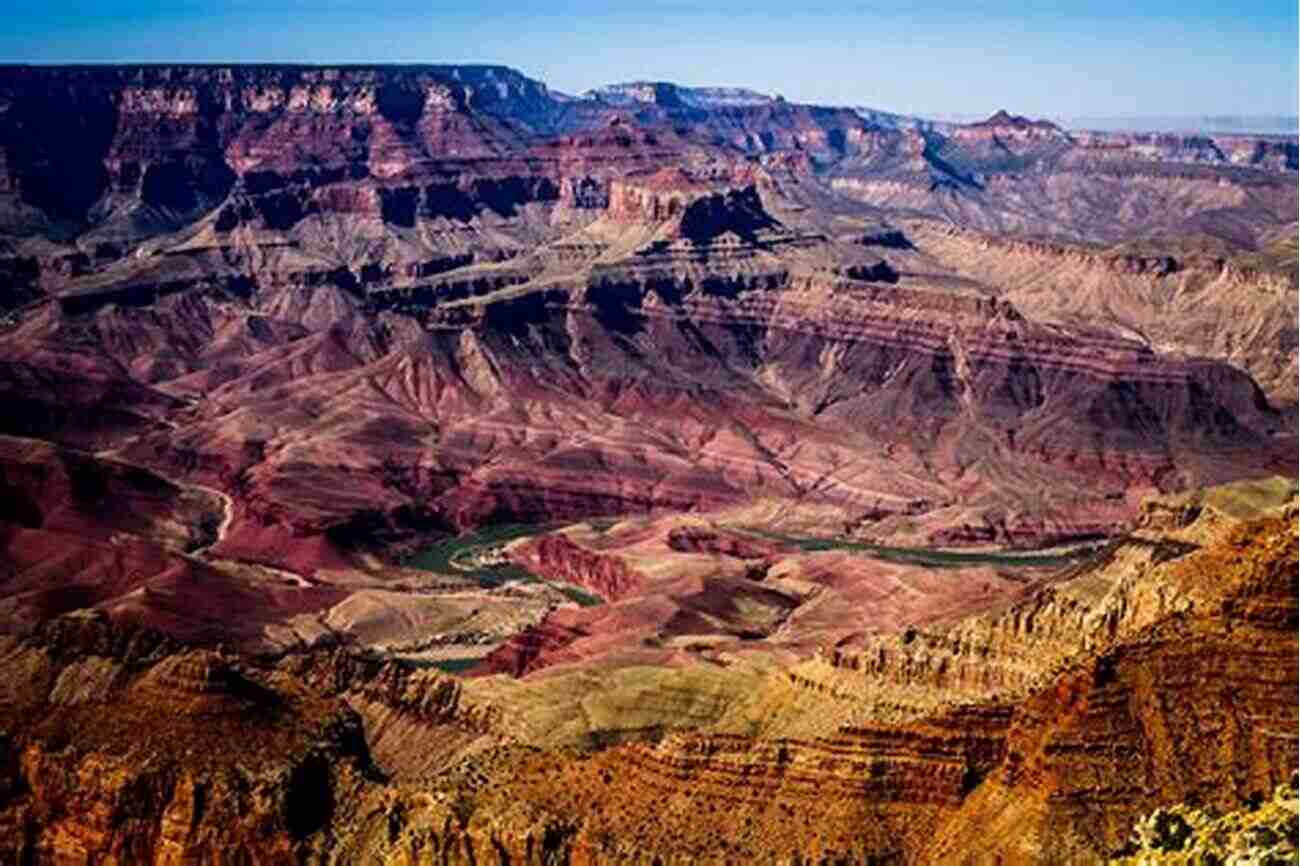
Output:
[{"xmin": 1, "ymin": 1, "xmax": 1296, "ymax": 118}]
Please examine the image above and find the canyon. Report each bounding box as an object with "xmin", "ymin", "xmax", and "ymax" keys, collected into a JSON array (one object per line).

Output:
[{"xmin": 0, "ymin": 64, "xmax": 1295, "ymax": 864}]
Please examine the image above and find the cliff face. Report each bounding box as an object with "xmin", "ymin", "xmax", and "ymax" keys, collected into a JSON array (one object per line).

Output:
[
  {"xmin": 0, "ymin": 66, "xmax": 1295, "ymax": 864},
  {"xmin": 1, "ymin": 502, "xmax": 1291, "ymax": 865},
  {"xmin": 0, "ymin": 65, "xmax": 578, "ymax": 260},
  {"xmin": 925, "ymin": 511, "xmax": 1299, "ymax": 863},
  {"xmin": 0, "ymin": 67, "xmax": 1292, "ymax": 644},
  {"xmin": 0, "ymin": 631, "xmax": 378, "ymax": 866},
  {"xmin": 0, "ymin": 219, "xmax": 1290, "ymax": 601},
  {"xmin": 507, "ymin": 532, "xmax": 643, "ymax": 601},
  {"xmin": 1073, "ymin": 129, "xmax": 1299, "ymax": 171},
  {"xmin": 2, "ymin": 66, "xmax": 1292, "ymax": 245},
  {"xmin": 356, "ymin": 509, "xmax": 1297, "ymax": 865},
  {"xmin": 908, "ymin": 222, "xmax": 1300, "ymax": 408},
  {"xmin": 0, "ymin": 65, "xmax": 866, "ymax": 243}
]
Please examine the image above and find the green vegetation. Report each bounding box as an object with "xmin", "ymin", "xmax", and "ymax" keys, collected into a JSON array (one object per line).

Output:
[
  {"xmin": 1110, "ymin": 774, "xmax": 1298, "ymax": 865},
  {"xmin": 735, "ymin": 528, "xmax": 1103, "ymax": 569},
  {"xmin": 553, "ymin": 584, "xmax": 604, "ymax": 607}
]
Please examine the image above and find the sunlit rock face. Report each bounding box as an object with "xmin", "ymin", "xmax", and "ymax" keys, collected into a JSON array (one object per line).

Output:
[
  {"xmin": 0, "ymin": 63, "xmax": 1295, "ymax": 866},
  {"xmin": 0, "ymin": 500, "xmax": 1293, "ymax": 864}
]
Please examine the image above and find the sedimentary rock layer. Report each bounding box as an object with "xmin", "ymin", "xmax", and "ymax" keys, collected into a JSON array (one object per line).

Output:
[{"xmin": 0, "ymin": 497, "xmax": 1292, "ymax": 865}]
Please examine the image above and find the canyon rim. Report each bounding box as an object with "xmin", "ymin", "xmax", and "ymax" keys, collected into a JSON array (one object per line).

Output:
[{"xmin": 0, "ymin": 4, "xmax": 1297, "ymax": 863}]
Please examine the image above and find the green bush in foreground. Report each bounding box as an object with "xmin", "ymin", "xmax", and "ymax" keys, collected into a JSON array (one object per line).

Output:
[{"xmin": 1112, "ymin": 774, "xmax": 1299, "ymax": 865}]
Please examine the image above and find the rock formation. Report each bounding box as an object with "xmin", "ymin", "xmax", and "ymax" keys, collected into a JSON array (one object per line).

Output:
[
  {"xmin": 0, "ymin": 63, "xmax": 1295, "ymax": 864},
  {"xmin": 0, "ymin": 486, "xmax": 1292, "ymax": 864}
]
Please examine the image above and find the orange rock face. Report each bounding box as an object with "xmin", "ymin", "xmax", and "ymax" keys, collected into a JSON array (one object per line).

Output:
[
  {"xmin": 0, "ymin": 64, "xmax": 1296, "ymax": 865},
  {"xmin": 0, "ymin": 509, "xmax": 1291, "ymax": 864}
]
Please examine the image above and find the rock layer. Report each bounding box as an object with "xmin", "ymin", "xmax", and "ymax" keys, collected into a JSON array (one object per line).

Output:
[
  {"xmin": 0, "ymin": 64, "xmax": 1296, "ymax": 864},
  {"xmin": 0, "ymin": 495, "xmax": 1292, "ymax": 865}
]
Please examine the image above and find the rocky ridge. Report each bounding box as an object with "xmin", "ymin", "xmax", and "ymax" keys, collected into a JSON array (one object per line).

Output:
[
  {"xmin": 0, "ymin": 486, "xmax": 1292, "ymax": 864},
  {"xmin": 0, "ymin": 63, "xmax": 1296, "ymax": 864}
]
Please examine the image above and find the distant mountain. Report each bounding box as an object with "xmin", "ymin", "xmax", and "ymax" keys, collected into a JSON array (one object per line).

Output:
[
  {"xmin": 896, "ymin": 112, "xmax": 1298, "ymax": 136},
  {"xmin": 582, "ymin": 81, "xmax": 776, "ymax": 109},
  {"xmin": 1060, "ymin": 115, "xmax": 1298, "ymax": 135},
  {"xmin": 0, "ymin": 63, "xmax": 1295, "ymax": 866},
  {"xmin": 850, "ymin": 105, "xmax": 957, "ymax": 133},
  {"xmin": 965, "ymin": 109, "xmax": 1063, "ymax": 132},
  {"xmin": 586, "ymin": 80, "xmax": 960, "ymax": 135}
]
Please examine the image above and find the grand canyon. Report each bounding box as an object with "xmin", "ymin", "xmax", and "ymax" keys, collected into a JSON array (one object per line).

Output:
[{"xmin": 0, "ymin": 63, "xmax": 1295, "ymax": 865}]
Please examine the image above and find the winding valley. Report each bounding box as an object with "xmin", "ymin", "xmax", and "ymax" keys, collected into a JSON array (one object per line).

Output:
[{"xmin": 0, "ymin": 63, "xmax": 1294, "ymax": 865}]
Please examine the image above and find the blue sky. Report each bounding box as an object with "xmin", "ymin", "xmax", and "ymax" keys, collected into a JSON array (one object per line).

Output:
[{"xmin": 1, "ymin": 1, "xmax": 1295, "ymax": 117}]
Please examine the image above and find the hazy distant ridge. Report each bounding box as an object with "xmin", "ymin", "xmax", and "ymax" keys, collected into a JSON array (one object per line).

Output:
[
  {"xmin": 924, "ymin": 111, "xmax": 1298, "ymax": 135},
  {"xmin": 1061, "ymin": 116, "xmax": 1298, "ymax": 135}
]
